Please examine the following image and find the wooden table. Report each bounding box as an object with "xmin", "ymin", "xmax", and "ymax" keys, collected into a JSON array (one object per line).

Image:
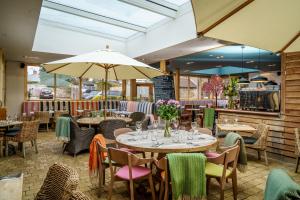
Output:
[
  {"xmin": 116, "ymin": 130, "xmax": 217, "ymax": 154},
  {"xmin": 77, "ymin": 117, "xmax": 132, "ymax": 128},
  {"xmin": 216, "ymin": 123, "xmax": 257, "ymax": 133}
]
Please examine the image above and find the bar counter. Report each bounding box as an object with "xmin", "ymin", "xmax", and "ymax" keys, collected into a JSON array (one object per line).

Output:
[{"xmin": 215, "ymin": 108, "xmax": 281, "ymax": 117}]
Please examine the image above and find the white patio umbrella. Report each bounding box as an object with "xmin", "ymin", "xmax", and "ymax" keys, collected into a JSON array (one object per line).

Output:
[
  {"xmin": 42, "ymin": 47, "xmax": 163, "ymax": 116},
  {"xmin": 191, "ymin": 0, "xmax": 300, "ymax": 53}
]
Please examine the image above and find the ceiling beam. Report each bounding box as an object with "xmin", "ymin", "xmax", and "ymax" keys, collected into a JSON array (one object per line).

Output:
[
  {"xmin": 43, "ymin": 0, "xmax": 147, "ymax": 33},
  {"xmin": 119, "ymin": 0, "xmax": 177, "ymax": 18}
]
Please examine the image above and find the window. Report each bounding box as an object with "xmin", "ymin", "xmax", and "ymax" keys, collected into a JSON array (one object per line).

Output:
[
  {"xmin": 55, "ymin": 74, "xmax": 79, "ymax": 100},
  {"xmin": 82, "ymin": 79, "xmax": 122, "ymax": 100},
  {"xmin": 179, "ymin": 76, "xmax": 209, "ymax": 100},
  {"xmin": 27, "ymin": 66, "xmax": 54, "ymax": 100}
]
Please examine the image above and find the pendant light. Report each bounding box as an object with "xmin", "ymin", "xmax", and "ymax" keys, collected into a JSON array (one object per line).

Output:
[
  {"xmin": 238, "ymin": 46, "xmax": 250, "ymax": 84},
  {"xmin": 250, "ymin": 49, "xmax": 268, "ymax": 83}
]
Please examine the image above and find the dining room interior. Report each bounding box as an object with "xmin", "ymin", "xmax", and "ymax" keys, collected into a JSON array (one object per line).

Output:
[{"xmin": 0, "ymin": 0, "xmax": 300, "ymax": 200}]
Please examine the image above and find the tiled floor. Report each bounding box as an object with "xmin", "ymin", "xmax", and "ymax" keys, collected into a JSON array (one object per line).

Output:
[{"xmin": 0, "ymin": 132, "xmax": 299, "ymax": 200}]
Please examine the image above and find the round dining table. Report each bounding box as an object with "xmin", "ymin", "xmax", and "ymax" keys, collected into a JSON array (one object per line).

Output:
[{"xmin": 116, "ymin": 130, "xmax": 217, "ymax": 154}]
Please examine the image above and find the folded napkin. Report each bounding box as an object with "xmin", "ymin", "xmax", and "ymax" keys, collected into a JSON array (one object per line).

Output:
[{"xmin": 168, "ymin": 153, "xmax": 206, "ymax": 199}]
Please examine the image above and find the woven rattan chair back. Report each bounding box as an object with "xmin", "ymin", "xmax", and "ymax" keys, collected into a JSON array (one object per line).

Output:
[
  {"xmin": 253, "ymin": 124, "xmax": 269, "ymax": 149},
  {"xmin": 113, "ymin": 128, "xmax": 133, "ymax": 138},
  {"xmin": 35, "ymin": 163, "xmax": 79, "ymax": 200},
  {"xmin": 99, "ymin": 119, "xmax": 126, "ymax": 140},
  {"xmin": 16, "ymin": 120, "xmax": 39, "ymax": 142},
  {"xmin": 129, "ymin": 112, "xmax": 145, "ymax": 125},
  {"xmin": 69, "ymin": 191, "xmax": 91, "ymax": 200},
  {"xmin": 34, "ymin": 111, "xmax": 50, "ymax": 124}
]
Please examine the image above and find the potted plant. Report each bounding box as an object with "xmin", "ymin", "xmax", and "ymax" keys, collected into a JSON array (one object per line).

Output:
[
  {"xmin": 223, "ymin": 77, "xmax": 238, "ymax": 109},
  {"xmin": 156, "ymin": 99, "xmax": 180, "ymax": 137},
  {"xmin": 202, "ymin": 75, "xmax": 224, "ymax": 107}
]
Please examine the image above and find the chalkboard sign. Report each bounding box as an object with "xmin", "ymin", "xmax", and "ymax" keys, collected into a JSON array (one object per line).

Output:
[{"xmin": 152, "ymin": 75, "xmax": 175, "ymax": 102}]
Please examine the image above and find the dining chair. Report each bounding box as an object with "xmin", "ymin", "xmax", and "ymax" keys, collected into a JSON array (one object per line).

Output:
[
  {"xmin": 154, "ymin": 157, "xmax": 169, "ymax": 200},
  {"xmin": 205, "ymin": 144, "xmax": 240, "ymax": 200},
  {"xmin": 129, "ymin": 112, "xmax": 145, "ymax": 127},
  {"xmin": 197, "ymin": 127, "xmax": 212, "ymax": 135},
  {"xmin": 107, "ymin": 148, "xmax": 155, "ymax": 200},
  {"xmin": 295, "ymin": 128, "xmax": 300, "ymax": 173},
  {"xmin": 5, "ymin": 120, "xmax": 39, "ymax": 158},
  {"xmin": 34, "ymin": 111, "xmax": 50, "ymax": 132},
  {"xmin": 35, "ymin": 163, "xmax": 79, "ymax": 200},
  {"xmin": 69, "ymin": 191, "xmax": 91, "ymax": 200},
  {"xmin": 54, "ymin": 110, "xmax": 69, "ymax": 123},
  {"xmin": 99, "ymin": 119, "xmax": 126, "ymax": 141},
  {"xmin": 243, "ymin": 123, "xmax": 269, "ymax": 165}
]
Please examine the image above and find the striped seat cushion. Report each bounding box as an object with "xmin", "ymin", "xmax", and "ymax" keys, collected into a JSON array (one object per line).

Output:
[{"xmin": 137, "ymin": 102, "xmax": 154, "ymax": 114}]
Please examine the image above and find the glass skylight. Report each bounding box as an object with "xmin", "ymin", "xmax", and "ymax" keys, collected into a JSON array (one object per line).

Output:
[
  {"xmin": 47, "ymin": 0, "xmax": 166, "ymax": 27},
  {"xmin": 40, "ymin": 7, "xmax": 137, "ymax": 38},
  {"xmin": 164, "ymin": 0, "xmax": 191, "ymax": 6}
]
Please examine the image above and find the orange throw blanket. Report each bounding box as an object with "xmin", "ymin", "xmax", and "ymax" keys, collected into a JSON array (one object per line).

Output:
[{"xmin": 89, "ymin": 134, "xmax": 107, "ymax": 176}]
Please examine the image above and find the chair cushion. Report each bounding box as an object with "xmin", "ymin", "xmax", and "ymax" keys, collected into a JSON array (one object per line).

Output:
[
  {"xmin": 205, "ymin": 151, "xmax": 220, "ymax": 158},
  {"xmin": 205, "ymin": 162, "xmax": 232, "ymax": 178},
  {"xmin": 6, "ymin": 127, "xmax": 21, "ymax": 133},
  {"xmin": 242, "ymin": 136, "xmax": 257, "ymax": 144},
  {"xmin": 5, "ymin": 131, "xmax": 20, "ymax": 137},
  {"xmin": 116, "ymin": 165, "xmax": 151, "ymax": 180}
]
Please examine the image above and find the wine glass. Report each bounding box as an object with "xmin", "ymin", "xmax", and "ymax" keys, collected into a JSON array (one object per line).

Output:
[
  {"xmin": 136, "ymin": 121, "xmax": 142, "ymax": 134},
  {"xmin": 153, "ymin": 120, "xmax": 158, "ymax": 130},
  {"xmin": 172, "ymin": 119, "xmax": 179, "ymax": 133},
  {"xmin": 191, "ymin": 122, "xmax": 197, "ymax": 133}
]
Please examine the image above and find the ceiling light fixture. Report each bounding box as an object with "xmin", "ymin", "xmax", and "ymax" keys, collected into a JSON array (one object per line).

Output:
[
  {"xmin": 238, "ymin": 46, "xmax": 250, "ymax": 84},
  {"xmin": 186, "ymin": 61, "xmax": 194, "ymax": 65}
]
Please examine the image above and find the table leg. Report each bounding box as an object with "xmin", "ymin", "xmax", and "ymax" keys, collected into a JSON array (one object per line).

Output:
[{"xmin": 192, "ymin": 110, "xmax": 196, "ymax": 122}]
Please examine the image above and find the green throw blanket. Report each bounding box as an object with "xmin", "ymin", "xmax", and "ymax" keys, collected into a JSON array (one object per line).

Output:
[
  {"xmin": 265, "ymin": 169, "xmax": 300, "ymax": 200},
  {"xmin": 55, "ymin": 117, "xmax": 71, "ymax": 142},
  {"xmin": 167, "ymin": 153, "xmax": 206, "ymax": 200},
  {"xmin": 203, "ymin": 108, "xmax": 215, "ymax": 130},
  {"xmin": 224, "ymin": 132, "xmax": 247, "ymax": 172}
]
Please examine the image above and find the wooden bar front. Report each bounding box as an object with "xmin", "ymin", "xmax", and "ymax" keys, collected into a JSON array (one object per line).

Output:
[{"xmin": 217, "ymin": 52, "xmax": 300, "ymax": 162}]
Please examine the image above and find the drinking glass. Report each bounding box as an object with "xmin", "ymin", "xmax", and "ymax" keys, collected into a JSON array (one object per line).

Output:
[
  {"xmin": 191, "ymin": 122, "xmax": 197, "ymax": 133},
  {"xmin": 136, "ymin": 121, "xmax": 142, "ymax": 134},
  {"xmin": 172, "ymin": 119, "xmax": 179, "ymax": 133},
  {"xmin": 153, "ymin": 120, "xmax": 158, "ymax": 129}
]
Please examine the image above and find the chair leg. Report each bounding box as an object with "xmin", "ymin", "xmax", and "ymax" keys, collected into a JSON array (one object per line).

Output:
[
  {"xmin": 46, "ymin": 123, "xmax": 49, "ymax": 132},
  {"xmin": 164, "ymin": 181, "xmax": 168, "ymax": 200},
  {"xmin": 108, "ymin": 176, "xmax": 114, "ymax": 200},
  {"xmin": 34, "ymin": 139, "xmax": 38, "ymax": 153},
  {"xmin": 98, "ymin": 168, "xmax": 104, "ymax": 197},
  {"xmin": 22, "ymin": 143, "xmax": 26, "ymax": 158},
  {"xmin": 206, "ymin": 177, "xmax": 211, "ymax": 195},
  {"xmin": 129, "ymin": 179, "xmax": 135, "ymax": 200},
  {"xmin": 5, "ymin": 140, "xmax": 8, "ymax": 156},
  {"xmin": 0, "ymin": 140, "xmax": 3, "ymax": 157},
  {"xmin": 232, "ymin": 174, "xmax": 238, "ymax": 200},
  {"xmin": 264, "ymin": 150, "xmax": 268, "ymax": 165},
  {"xmin": 257, "ymin": 150, "xmax": 261, "ymax": 160},
  {"xmin": 148, "ymin": 174, "xmax": 156, "ymax": 200},
  {"xmin": 295, "ymin": 157, "xmax": 300, "ymax": 173},
  {"xmin": 159, "ymin": 180, "xmax": 164, "ymax": 200},
  {"xmin": 30, "ymin": 140, "xmax": 34, "ymax": 147}
]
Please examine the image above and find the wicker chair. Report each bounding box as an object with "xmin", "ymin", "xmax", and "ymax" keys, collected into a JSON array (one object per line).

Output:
[
  {"xmin": 69, "ymin": 191, "xmax": 91, "ymax": 200},
  {"xmin": 34, "ymin": 111, "xmax": 50, "ymax": 132},
  {"xmin": 295, "ymin": 128, "xmax": 300, "ymax": 173},
  {"xmin": 5, "ymin": 120, "xmax": 39, "ymax": 158},
  {"xmin": 35, "ymin": 163, "xmax": 79, "ymax": 200},
  {"xmin": 0, "ymin": 107, "xmax": 7, "ymax": 120},
  {"xmin": 64, "ymin": 119, "xmax": 95, "ymax": 156},
  {"xmin": 129, "ymin": 112, "xmax": 145, "ymax": 127},
  {"xmin": 99, "ymin": 119, "xmax": 126, "ymax": 141},
  {"xmin": 243, "ymin": 123, "xmax": 269, "ymax": 165}
]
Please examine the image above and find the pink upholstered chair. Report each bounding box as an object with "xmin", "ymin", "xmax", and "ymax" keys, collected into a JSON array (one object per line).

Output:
[{"xmin": 107, "ymin": 148, "xmax": 155, "ymax": 200}]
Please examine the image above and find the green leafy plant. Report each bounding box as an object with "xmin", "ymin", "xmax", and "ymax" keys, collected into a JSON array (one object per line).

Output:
[{"xmin": 223, "ymin": 77, "xmax": 238, "ymax": 109}]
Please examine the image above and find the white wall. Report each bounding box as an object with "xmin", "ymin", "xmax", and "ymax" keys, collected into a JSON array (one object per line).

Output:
[
  {"xmin": 5, "ymin": 61, "xmax": 24, "ymax": 115},
  {"xmin": 0, "ymin": 49, "xmax": 5, "ymax": 105}
]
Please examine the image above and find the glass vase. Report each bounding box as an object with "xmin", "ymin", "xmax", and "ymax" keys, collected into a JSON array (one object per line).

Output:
[{"xmin": 164, "ymin": 120, "xmax": 171, "ymax": 137}]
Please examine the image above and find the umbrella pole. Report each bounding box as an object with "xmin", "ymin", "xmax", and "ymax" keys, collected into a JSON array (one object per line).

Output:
[{"xmin": 104, "ymin": 68, "xmax": 108, "ymax": 119}]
